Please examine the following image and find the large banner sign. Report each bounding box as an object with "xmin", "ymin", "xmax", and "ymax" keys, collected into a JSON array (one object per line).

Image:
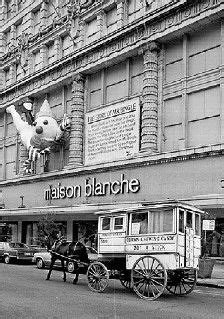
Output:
[{"xmin": 85, "ymin": 97, "xmax": 140, "ymax": 165}]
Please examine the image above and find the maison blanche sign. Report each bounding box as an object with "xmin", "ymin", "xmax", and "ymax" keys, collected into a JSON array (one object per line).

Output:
[
  {"xmin": 84, "ymin": 97, "xmax": 140, "ymax": 165},
  {"xmin": 44, "ymin": 174, "xmax": 140, "ymax": 200}
]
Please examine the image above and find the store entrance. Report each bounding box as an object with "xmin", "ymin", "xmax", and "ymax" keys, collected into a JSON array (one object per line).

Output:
[
  {"xmin": 73, "ymin": 220, "xmax": 98, "ymax": 249},
  {"xmin": 203, "ymin": 218, "xmax": 224, "ymax": 257}
]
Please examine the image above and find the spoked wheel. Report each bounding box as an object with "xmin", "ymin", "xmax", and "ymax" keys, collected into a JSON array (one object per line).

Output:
[
  {"xmin": 119, "ymin": 270, "xmax": 132, "ymax": 291},
  {"xmin": 131, "ymin": 256, "xmax": 167, "ymax": 301},
  {"xmin": 166, "ymin": 268, "xmax": 197, "ymax": 295},
  {"xmin": 87, "ymin": 262, "xmax": 109, "ymax": 293}
]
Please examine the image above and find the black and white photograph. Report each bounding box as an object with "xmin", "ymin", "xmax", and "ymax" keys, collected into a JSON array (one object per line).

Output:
[{"xmin": 0, "ymin": 0, "xmax": 224, "ymax": 318}]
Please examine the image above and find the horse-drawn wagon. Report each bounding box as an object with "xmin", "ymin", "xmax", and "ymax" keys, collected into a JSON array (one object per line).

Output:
[{"xmin": 86, "ymin": 200, "xmax": 204, "ymax": 300}]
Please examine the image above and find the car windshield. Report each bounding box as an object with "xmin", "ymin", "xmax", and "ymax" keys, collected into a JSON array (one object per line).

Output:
[{"xmin": 9, "ymin": 243, "xmax": 29, "ymax": 248}]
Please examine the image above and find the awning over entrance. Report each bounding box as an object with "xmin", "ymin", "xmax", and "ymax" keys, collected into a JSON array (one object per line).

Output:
[{"xmin": 0, "ymin": 202, "xmax": 143, "ymax": 217}]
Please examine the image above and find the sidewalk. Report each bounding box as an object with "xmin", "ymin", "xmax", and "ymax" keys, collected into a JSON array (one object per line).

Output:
[{"xmin": 197, "ymin": 260, "xmax": 224, "ymax": 288}]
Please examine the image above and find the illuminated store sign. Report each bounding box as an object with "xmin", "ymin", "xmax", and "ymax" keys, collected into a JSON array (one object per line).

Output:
[{"xmin": 44, "ymin": 174, "xmax": 140, "ymax": 200}]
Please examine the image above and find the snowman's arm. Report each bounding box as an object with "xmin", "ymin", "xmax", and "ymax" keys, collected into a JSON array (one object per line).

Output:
[
  {"xmin": 55, "ymin": 114, "xmax": 71, "ymax": 141},
  {"xmin": 6, "ymin": 105, "xmax": 30, "ymax": 132}
]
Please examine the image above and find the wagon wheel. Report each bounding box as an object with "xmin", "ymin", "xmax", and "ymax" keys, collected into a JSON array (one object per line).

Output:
[
  {"xmin": 131, "ymin": 256, "xmax": 167, "ymax": 301},
  {"xmin": 119, "ymin": 270, "xmax": 132, "ymax": 291},
  {"xmin": 87, "ymin": 262, "xmax": 109, "ymax": 293},
  {"xmin": 166, "ymin": 268, "xmax": 197, "ymax": 295}
]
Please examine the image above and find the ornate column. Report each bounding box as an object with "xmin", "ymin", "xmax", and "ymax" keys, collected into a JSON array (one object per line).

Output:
[
  {"xmin": 116, "ymin": 0, "xmax": 125, "ymax": 29},
  {"xmin": 0, "ymin": 32, "xmax": 4, "ymax": 57},
  {"xmin": 77, "ymin": 20, "xmax": 85, "ymax": 48},
  {"xmin": 40, "ymin": 44, "xmax": 47, "ymax": 68},
  {"xmin": 40, "ymin": 0, "xmax": 48, "ymax": 30},
  {"xmin": 97, "ymin": 9, "xmax": 105, "ymax": 38},
  {"xmin": 54, "ymin": 36, "xmax": 61, "ymax": 60},
  {"xmin": 141, "ymin": 42, "xmax": 160, "ymax": 153},
  {"xmin": 9, "ymin": 62, "xmax": 16, "ymax": 83},
  {"xmin": 11, "ymin": 0, "xmax": 16, "ymax": 16},
  {"xmin": 27, "ymin": 51, "xmax": 33, "ymax": 75},
  {"xmin": 10, "ymin": 25, "xmax": 16, "ymax": 51},
  {"xmin": 67, "ymin": 74, "xmax": 85, "ymax": 167},
  {"xmin": 0, "ymin": 1, "xmax": 4, "ymax": 24}
]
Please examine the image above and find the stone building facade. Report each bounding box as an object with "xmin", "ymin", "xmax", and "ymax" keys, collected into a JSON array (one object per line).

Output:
[{"xmin": 0, "ymin": 0, "xmax": 224, "ymax": 257}]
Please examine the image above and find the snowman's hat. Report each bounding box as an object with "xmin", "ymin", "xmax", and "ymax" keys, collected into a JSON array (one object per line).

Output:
[{"xmin": 36, "ymin": 99, "xmax": 55, "ymax": 119}]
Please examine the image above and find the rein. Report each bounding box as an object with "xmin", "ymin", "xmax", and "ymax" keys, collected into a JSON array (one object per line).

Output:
[{"xmin": 48, "ymin": 240, "xmax": 89, "ymax": 267}]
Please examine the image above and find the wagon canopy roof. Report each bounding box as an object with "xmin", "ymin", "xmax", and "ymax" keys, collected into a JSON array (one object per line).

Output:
[{"xmin": 95, "ymin": 200, "xmax": 205, "ymax": 215}]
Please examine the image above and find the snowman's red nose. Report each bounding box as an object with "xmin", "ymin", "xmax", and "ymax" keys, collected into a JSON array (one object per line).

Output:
[{"xmin": 36, "ymin": 126, "xmax": 43, "ymax": 134}]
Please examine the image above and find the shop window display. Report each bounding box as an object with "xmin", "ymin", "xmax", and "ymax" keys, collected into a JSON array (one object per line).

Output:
[
  {"xmin": 202, "ymin": 221, "xmax": 224, "ymax": 257},
  {"xmin": 0, "ymin": 223, "xmax": 18, "ymax": 242}
]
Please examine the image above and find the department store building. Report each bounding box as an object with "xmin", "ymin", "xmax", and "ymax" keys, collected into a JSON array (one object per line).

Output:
[{"xmin": 0, "ymin": 0, "xmax": 224, "ymax": 257}]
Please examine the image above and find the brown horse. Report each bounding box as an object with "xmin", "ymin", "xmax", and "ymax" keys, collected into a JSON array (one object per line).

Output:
[{"xmin": 45, "ymin": 236, "xmax": 89, "ymax": 284}]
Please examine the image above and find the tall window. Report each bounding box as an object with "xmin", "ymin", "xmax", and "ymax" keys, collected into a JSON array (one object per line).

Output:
[
  {"xmin": 15, "ymin": 20, "xmax": 23, "ymax": 45},
  {"xmin": 127, "ymin": 0, "xmax": 142, "ymax": 23},
  {"xmin": 87, "ymin": 56, "xmax": 143, "ymax": 111},
  {"xmin": 0, "ymin": 148, "xmax": 3, "ymax": 181},
  {"xmin": 4, "ymin": 68, "xmax": 10, "ymax": 87},
  {"xmin": 4, "ymin": 29, "xmax": 11, "ymax": 53},
  {"xmin": 165, "ymin": 40, "xmax": 183, "ymax": 83},
  {"xmin": 47, "ymin": 0, "xmax": 56, "ymax": 24},
  {"xmin": 33, "ymin": 50, "xmax": 41, "ymax": 72},
  {"xmin": 105, "ymin": 61, "xmax": 127, "ymax": 104},
  {"xmin": 86, "ymin": 18, "xmax": 98, "ymax": 44},
  {"xmin": 4, "ymin": 112, "xmax": 17, "ymax": 180},
  {"xmin": 188, "ymin": 86, "xmax": 220, "ymax": 147},
  {"xmin": 47, "ymin": 42, "xmax": 56, "ymax": 64},
  {"xmin": 16, "ymin": 63, "xmax": 23, "ymax": 82},
  {"xmin": 34, "ymin": 87, "xmax": 70, "ymax": 173},
  {"xmin": 0, "ymin": 115, "xmax": 4, "ymax": 140},
  {"xmin": 0, "ymin": 115, "xmax": 4, "ymax": 181},
  {"xmin": 5, "ymin": 145, "xmax": 17, "ymax": 180},
  {"xmin": 61, "ymin": 34, "xmax": 73, "ymax": 57},
  {"xmin": 130, "ymin": 55, "xmax": 144, "ymax": 95},
  {"xmin": 5, "ymin": 0, "xmax": 12, "ymax": 19},
  {"xmin": 47, "ymin": 87, "xmax": 70, "ymax": 172},
  {"xmin": 188, "ymin": 23, "xmax": 220, "ymax": 77},
  {"xmin": 88, "ymin": 71, "xmax": 102, "ymax": 110},
  {"xmin": 33, "ymin": 8, "xmax": 41, "ymax": 34},
  {"xmin": 106, "ymin": 6, "xmax": 117, "ymax": 34},
  {"xmin": 163, "ymin": 23, "xmax": 221, "ymax": 152},
  {"xmin": 163, "ymin": 96, "xmax": 183, "ymax": 151},
  {"xmin": 17, "ymin": 0, "xmax": 22, "ymax": 11}
]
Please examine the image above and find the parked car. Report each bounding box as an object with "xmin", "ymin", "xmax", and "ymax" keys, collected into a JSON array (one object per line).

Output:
[
  {"xmin": 32, "ymin": 246, "xmax": 98, "ymax": 271},
  {"xmin": 0, "ymin": 242, "xmax": 37, "ymax": 264}
]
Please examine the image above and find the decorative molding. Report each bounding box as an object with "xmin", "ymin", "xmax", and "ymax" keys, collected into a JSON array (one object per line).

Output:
[
  {"xmin": 1, "ymin": 0, "xmax": 219, "ymax": 66},
  {"xmin": 0, "ymin": 0, "xmax": 221, "ymax": 106}
]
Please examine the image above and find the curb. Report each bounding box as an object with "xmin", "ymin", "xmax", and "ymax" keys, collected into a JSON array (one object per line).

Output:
[{"xmin": 197, "ymin": 282, "xmax": 224, "ymax": 289}]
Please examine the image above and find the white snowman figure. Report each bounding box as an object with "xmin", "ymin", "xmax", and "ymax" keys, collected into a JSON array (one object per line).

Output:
[{"xmin": 6, "ymin": 99, "xmax": 71, "ymax": 174}]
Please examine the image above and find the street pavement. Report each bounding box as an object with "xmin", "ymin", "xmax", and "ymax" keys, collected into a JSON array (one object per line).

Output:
[{"xmin": 0, "ymin": 263, "xmax": 224, "ymax": 319}]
